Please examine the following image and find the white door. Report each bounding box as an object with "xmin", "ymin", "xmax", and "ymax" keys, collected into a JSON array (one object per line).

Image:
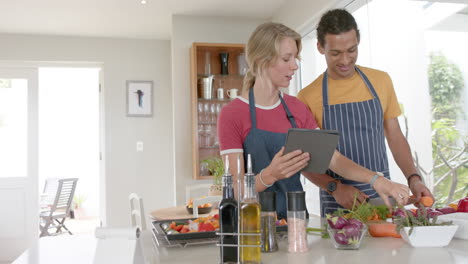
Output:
[{"xmin": 0, "ymin": 67, "xmax": 38, "ymax": 262}]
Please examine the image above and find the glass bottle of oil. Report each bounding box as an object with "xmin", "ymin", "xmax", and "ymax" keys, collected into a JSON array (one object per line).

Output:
[
  {"xmin": 219, "ymin": 156, "xmax": 238, "ymax": 263},
  {"xmin": 240, "ymin": 154, "xmax": 261, "ymax": 264}
]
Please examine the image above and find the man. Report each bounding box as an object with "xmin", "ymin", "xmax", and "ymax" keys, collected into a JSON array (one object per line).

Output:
[{"xmin": 297, "ymin": 9, "xmax": 433, "ymax": 216}]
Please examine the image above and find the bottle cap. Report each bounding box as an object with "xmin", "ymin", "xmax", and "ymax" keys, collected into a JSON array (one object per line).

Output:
[
  {"xmin": 287, "ymin": 191, "xmax": 306, "ymax": 212},
  {"xmin": 259, "ymin": 191, "xmax": 276, "ymax": 212},
  {"xmin": 222, "ymin": 156, "xmax": 232, "ymax": 185},
  {"xmin": 247, "ymin": 154, "xmax": 253, "ymax": 174}
]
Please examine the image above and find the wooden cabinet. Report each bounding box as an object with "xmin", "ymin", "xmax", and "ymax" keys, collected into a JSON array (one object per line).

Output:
[{"xmin": 190, "ymin": 42, "xmax": 246, "ymax": 180}]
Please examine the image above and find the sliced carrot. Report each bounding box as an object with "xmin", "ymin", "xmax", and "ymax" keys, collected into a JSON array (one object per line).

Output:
[
  {"xmin": 368, "ymin": 222, "xmax": 401, "ymax": 238},
  {"xmin": 420, "ymin": 196, "xmax": 434, "ymax": 207}
]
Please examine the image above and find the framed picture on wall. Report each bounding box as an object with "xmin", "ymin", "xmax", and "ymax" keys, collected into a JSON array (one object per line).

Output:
[{"xmin": 126, "ymin": 80, "xmax": 153, "ymax": 117}]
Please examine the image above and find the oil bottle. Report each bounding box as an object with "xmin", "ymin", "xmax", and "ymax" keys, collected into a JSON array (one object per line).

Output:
[
  {"xmin": 240, "ymin": 154, "xmax": 261, "ymax": 263},
  {"xmin": 219, "ymin": 156, "xmax": 238, "ymax": 263}
]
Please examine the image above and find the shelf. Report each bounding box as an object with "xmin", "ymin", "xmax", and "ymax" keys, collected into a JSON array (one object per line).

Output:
[
  {"xmin": 198, "ymin": 121, "xmax": 217, "ymax": 125},
  {"xmin": 197, "ymin": 98, "xmax": 230, "ymax": 102},
  {"xmin": 199, "ymin": 146, "xmax": 219, "ymax": 149},
  {"xmin": 191, "ymin": 42, "xmax": 245, "ymax": 180},
  {"xmin": 197, "ymin": 74, "xmax": 245, "ymax": 79}
]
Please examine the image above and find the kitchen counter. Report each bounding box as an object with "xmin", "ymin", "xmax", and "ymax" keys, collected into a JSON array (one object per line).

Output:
[
  {"xmin": 12, "ymin": 216, "xmax": 468, "ymax": 264},
  {"xmin": 154, "ymin": 216, "xmax": 468, "ymax": 264}
]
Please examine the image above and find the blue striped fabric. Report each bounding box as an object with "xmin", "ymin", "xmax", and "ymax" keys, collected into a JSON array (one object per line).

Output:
[{"xmin": 319, "ymin": 67, "xmax": 390, "ymax": 216}]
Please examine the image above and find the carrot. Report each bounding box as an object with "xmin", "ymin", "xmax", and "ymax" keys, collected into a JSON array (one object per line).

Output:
[
  {"xmin": 368, "ymin": 222, "xmax": 401, "ymax": 238},
  {"xmin": 420, "ymin": 196, "xmax": 434, "ymax": 207}
]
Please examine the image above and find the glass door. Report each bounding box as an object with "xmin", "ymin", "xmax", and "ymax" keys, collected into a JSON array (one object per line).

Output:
[{"xmin": 0, "ymin": 67, "xmax": 38, "ymax": 262}]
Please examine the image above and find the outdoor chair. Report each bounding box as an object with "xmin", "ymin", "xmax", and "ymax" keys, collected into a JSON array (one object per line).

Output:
[{"xmin": 39, "ymin": 178, "xmax": 78, "ymax": 237}]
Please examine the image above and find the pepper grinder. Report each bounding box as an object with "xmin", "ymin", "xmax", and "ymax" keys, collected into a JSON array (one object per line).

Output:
[{"xmin": 219, "ymin": 52, "xmax": 229, "ymax": 75}]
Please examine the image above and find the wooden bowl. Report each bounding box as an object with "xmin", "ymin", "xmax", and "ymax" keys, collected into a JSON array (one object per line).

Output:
[{"xmin": 186, "ymin": 206, "xmax": 212, "ymax": 215}]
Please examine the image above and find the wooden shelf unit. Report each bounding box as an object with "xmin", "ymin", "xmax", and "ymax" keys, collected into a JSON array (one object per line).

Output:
[{"xmin": 190, "ymin": 42, "xmax": 246, "ymax": 180}]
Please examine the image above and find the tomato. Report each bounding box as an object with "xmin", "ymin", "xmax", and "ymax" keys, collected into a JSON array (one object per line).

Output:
[
  {"xmin": 457, "ymin": 198, "xmax": 468, "ymax": 213},
  {"xmin": 180, "ymin": 226, "xmax": 190, "ymax": 233},
  {"xmin": 169, "ymin": 222, "xmax": 177, "ymax": 230},
  {"xmin": 213, "ymin": 214, "xmax": 219, "ymax": 220},
  {"xmin": 198, "ymin": 222, "xmax": 215, "ymax": 232},
  {"xmin": 174, "ymin": 224, "xmax": 184, "ymax": 232}
]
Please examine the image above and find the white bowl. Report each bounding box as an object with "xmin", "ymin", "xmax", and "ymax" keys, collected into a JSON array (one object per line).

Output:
[
  {"xmin": 400, "ymin": 225, "xmax": 458, "ymax": 247},
  {"xmin": 438, "ymin": 213, "xmax": 468, "ymax": 240}
]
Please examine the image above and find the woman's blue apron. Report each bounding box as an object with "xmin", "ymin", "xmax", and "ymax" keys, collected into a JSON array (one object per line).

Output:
[
  {"xmin": 243, "ymin": 88, "xmax": 303, "ymax": 219},
  {"xmin": 320, "ymin": 67, "xmax": 390, "ymax": 216}
]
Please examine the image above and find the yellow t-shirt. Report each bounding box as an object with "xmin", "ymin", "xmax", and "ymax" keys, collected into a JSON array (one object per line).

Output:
[{"xmin": 297, "ymin": 66, "xmax": 401, "ymax": 128}]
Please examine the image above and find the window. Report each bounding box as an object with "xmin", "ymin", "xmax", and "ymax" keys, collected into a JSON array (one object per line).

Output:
[{"xmin": 299, "ymin": 0, "xmax": 468, "ymax": 208}]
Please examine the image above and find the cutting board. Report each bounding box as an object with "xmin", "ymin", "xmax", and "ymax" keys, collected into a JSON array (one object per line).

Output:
[{"xmin": 150, "ymin": 205, "xmax": 219, "ymax": 221}]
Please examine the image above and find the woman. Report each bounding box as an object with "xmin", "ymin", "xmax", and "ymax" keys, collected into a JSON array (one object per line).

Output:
[{"xmin": 218, "ymin": 22, "xmax": 409, "ymax": 219}]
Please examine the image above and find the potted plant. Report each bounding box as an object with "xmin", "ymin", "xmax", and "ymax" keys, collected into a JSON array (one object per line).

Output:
[
  {"xmin": 201, "ymin": 156, "xmax": 224, "ymax": 196},
  {"xmin": 72, "ymin": 193, "xmax": 88, "ymax": 220}
]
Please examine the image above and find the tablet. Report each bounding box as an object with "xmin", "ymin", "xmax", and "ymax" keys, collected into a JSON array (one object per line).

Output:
[{"xmin": 284, "ymin": 128, "xmax": 340, "ymax": 174}]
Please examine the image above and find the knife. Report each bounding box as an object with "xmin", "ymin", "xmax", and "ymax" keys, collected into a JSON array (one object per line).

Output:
[{"xmin": 367, "ymin": 196, "xmax": 418, "ymax": 207}]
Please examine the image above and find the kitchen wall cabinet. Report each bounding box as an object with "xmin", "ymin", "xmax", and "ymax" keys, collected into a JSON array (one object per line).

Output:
[{"xmin": 190, "ymin": 42, "xmax": 246, "ymax": 180}]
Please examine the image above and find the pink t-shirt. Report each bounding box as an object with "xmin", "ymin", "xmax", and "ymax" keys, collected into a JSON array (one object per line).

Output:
[{"xmin": 218, "ymin": 92, "xmax": 319, "ymax": 155}]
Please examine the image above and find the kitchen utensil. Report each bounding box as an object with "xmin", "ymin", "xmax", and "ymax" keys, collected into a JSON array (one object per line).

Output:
[
  {"xmin": 200, "ymin": 75, "xmax": 214, "ymax": 99},
  {"xmin": 367, "ymin": 196, "xmax": 418, "ymax": 207}
]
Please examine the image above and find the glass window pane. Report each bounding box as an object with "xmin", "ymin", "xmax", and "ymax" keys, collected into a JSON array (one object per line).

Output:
[
  {"xmin": 0, "ymin": 79, "xmax": 28, "ymax": 177},
  {"xmin": 299, "ymin": 0, "xmax": 468, "ymax": 206}
]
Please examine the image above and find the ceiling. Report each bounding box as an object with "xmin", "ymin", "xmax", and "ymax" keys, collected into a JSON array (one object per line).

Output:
[{"xmin": 0, "ymin": 0, "xmax": 286, "ymax": 40}]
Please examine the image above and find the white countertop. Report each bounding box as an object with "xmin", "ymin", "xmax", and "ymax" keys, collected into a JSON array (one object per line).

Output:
[
  {"xmin": 156, "ymin": 228, "xmax": 468, "ymax": 264},
  {"xmin": 12, "ymin": 217, "xmax": 468, "ymax": 264}
]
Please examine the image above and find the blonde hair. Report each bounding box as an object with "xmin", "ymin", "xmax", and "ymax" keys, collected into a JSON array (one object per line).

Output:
[{"xmin": 242, "ymin": 22, "xmax": 302, "ymax": 92}]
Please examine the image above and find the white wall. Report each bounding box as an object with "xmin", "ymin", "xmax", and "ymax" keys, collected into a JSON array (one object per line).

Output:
[
  {"xmin": 0, "ymin": 2, "xmax": 363, "ymax": 227},
  {"xmin": 272, "ymin": 0, "xmax": 345, "ymax": 35},
  {"xmin": 0, "ymin": 33, "xmax": 174, "ymax": 227},
  {"xmin": 171, "ymin": 15, "xmax": 266, "ymax": 205}
]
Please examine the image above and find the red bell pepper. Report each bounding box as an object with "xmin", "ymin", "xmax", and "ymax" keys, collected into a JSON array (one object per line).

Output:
[
  {"xmin": 198, "ymin": 222, "xmax": 215, "ymax": 232},
  {"xmin": 174, "ymin": 224, "xmax": 184, "ymax": 232},
  {"xmin": 180, "ymin": 226, "xmax": 190, "ymax": 233},
  {"xmin": 457, "ymin": 197, "xmax": 468, "ymax": 213}
]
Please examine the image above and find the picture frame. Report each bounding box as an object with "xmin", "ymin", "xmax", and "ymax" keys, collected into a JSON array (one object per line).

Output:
[{"xmin": 126, "ymin": 80, "xmax": 153, "ymax": 117}]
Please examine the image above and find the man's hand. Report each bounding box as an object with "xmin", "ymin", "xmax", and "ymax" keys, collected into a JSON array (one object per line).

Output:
[
  {"xmin": 332, "ymin": 184, "xmax": 369, "ymax": 209},
  {"xmin": 409, "ymin": 178, "xmax": 434, "ymax": 201}
]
